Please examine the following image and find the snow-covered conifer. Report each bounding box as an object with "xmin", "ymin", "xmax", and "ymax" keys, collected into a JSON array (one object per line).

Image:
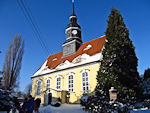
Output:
[{"xmin": 96, "ymin": 8, "xmax": 140, "ymax": 98}]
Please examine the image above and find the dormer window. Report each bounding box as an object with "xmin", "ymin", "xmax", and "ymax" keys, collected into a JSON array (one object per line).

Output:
[
  {"xmin": 52, "ymin": 58, "xmax": 57, "ymax": 61},
  {"xmin": 84, "ymin": 45, "xmax": 92, "ymax": 51},
  {"xmin": 43, "ymin": 67, "xmax": 48, "ymax": 71},
  {"xmin": 73, "ymin": 57, "xmax": 82, "ymax": 64}
]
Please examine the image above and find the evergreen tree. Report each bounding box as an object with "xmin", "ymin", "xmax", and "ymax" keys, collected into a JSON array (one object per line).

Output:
[
  {"xmin": 141, "ymin": 68, "xmax": 150, "ymax": 100},
  {"xmin": 96, "ymin": 8, "xmax": 140, "ymax": 98},
  {"xmin": 143, "ymin": 68, "xmax": 150, "ymax": 80},
  {"xmin": 0, "ymin": 73, "xmax": 14, "ymax": 111},
  {"xmin": 81, "ymin": 8, "xmax": 141, "ymax": 113},
  {"xmin": 0, "ymin": 76, "xmax": 2, "ymax": 89}
]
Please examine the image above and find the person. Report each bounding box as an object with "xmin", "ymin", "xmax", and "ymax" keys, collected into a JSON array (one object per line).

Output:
[
  {"xmin": 26, "ymin": 95, "xmax": 34, "ymax": 113},
  {"xmin": 12, "ymin": 97, "xmax": 21, "ymax": 113},
  {"xmin": 34, "ymin": 98, "xmax": 41, "ymax": 113},
  {"xmin": 21, "ymin": 98, "xmax": 28, "ymax": 113},
  {"xmin": 66, "ymin": 93, "xmax": 70, "ymax": 104},
  {"xmin": 58, "ymin": 97, "xmax": 61, "ymax": 103}
]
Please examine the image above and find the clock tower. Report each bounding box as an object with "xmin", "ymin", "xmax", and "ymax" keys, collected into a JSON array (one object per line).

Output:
[{"xmin": 62, "ymin": 0, "xmax": 82, "ymax": 57}]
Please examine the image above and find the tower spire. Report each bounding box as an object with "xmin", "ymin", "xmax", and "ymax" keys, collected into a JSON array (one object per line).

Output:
[
  {"xmin": 72, "ymin": 0, "xmax": 75, "ymax": 16},
  {"xmin": 62, "ymin": 0, "xmax": 82, "ymax": 57}
]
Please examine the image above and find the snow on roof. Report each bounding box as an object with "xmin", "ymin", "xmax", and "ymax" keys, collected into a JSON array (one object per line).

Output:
[
  {"xmin": 32, "ymin": 36, "xmax": 106, "ymax": 77},
  {"xmin": 46, "ymin": 36, "xmax": 106, "ymax": 69}
]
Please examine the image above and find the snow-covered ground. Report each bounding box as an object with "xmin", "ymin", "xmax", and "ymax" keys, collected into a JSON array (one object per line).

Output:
[
  {"xmin": 131, "ymin": 108, "xmax": 150, "ymax": 113},
  {"xmin": 38, "ymin": 104, "xmax": 150, "ymax": 113},
  {"xmin": 1, "ymin": 105, "xmax": 150, "ymax": 113},
  {"xmin": 39, "ymin": 104, "xmax": 88, "ymax": 113}
]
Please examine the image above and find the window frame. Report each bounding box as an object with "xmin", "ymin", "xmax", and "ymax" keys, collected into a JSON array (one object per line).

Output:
[
  {"xmin": 36, "ymin": 80, "xmax": 42, "ymax": 96},
  {"xmin": 67, "ymin": 72, "xmax": 74, "ymax": 93},
  {"xmin": 56, "ymin": 76, "xmax": 62, "ymax": 90},
  {"xmin": 81, "ymin": 70, "xmax": 90, "ymax": 93},
  {"xmin": 46, "ymin": 78, "xmax": 51, "ymax": 90}
]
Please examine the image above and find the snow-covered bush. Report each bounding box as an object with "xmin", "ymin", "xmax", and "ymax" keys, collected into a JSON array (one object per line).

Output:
[
  {"xmin": 51, "ymin": 98, "xmax": 61, "ymax": 107},
  {"xmin": 138, "ymin": 77, "xmax": 150, "ymax": 108},
  {"xmin": 80, "ymin": 95, "xmax": 131, "ymax": 113},
  {"xmin": 0, "ymin": 89, "xmax": 14, "ymax": 111},
  {"xmin": 142, "ymin": 78, "xmax": 150, "ymax": 97},
  {"xmin": 142, "ymin": 99, "xmax": 150, "ymax": 109},
  {"xmin": 51, "ymin": 101, "xmax": 61, "ymax": 107},
  {"xmin": 80, "ymin": 94, "xmax": 89, "ymax": 107}
]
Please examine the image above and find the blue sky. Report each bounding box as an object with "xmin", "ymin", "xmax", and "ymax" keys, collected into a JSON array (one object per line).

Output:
[{"xmin": 0, "ymin": 0, "xmax": 150, "ymax": 92}]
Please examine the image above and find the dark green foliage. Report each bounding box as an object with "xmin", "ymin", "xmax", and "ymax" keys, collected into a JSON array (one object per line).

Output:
[
  {"xmin": 144, "ymin": 68, "xmax": 150, "ymax": 80},
  {"xmin": 0, "ymin": 89, "xmax": 13, "ymax": 111},
  {"xmin": 0, "ymin": 77, "xmax": 2, "ymax": 88},
  {"xmin": 81, "ymin": 8, "xmax": 141, "ymax": 112},
  {"xmin": 96, "ymin": 8, "xmax": 140, "ymax": 98},
  {"xmin": 81, "ymin": 94, "xmax": 131, "ymax": 113},
  {"xmin": 82, "ymin": 7, "xmax": 141, "ymax": 112},
  {"xmin": 0, "ymin": 78, "xmax": 14, "ymax": 111}
]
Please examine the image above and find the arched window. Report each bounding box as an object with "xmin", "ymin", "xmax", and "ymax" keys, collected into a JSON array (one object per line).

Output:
[
  {"xmin": 56, "ymin": 76, "xmax": 61, "ymax": 90},
  {"xmin": 46, "ymin": 78, "xmax": 50, "ymax": 90},
  {"xmin": 36, "ymin": 80, "xmax": 41, "ymax": 95},
  {"xmin": 81, "ymin": 70, "xmax": 89, "ymax": 92},
  {"xmin": 68, "ymin": 73, "xmax": 74, "ymax": 92}
]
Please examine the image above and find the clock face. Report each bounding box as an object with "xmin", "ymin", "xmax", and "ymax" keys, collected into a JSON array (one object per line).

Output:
[{"xmin": 72, "ymin": 30, "xmax": 77, "ymax": 35}]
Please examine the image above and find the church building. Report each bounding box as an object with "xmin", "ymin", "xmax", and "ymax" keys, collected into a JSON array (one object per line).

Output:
[{"xmin": 31, "ymin": 1, "xmax": 106, "ymax": 105}]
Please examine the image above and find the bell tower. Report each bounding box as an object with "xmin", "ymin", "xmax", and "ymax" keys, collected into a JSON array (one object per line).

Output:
[{"xmin": 62, "ymin": 0, "xmax": 82, "ymax": 57}]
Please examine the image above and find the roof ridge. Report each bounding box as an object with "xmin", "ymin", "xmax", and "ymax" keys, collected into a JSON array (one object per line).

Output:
[
  {"xmin": 83, "ymin": 35, "xmax": 106, "ymax": 44},
  {"xmin": 48, "ymin": 51, "xmax": 62, "ymax": 58}
]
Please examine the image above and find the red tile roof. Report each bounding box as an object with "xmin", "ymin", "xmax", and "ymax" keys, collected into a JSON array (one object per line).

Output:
[{"xmin": 46, "ymin": 36, "xmax": 106, "ymax": 69}]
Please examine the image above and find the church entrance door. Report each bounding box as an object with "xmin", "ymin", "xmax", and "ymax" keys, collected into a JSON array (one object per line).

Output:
[{"xmin": 48, "ymin": 93, "xmax": 52, "ymax": 104}]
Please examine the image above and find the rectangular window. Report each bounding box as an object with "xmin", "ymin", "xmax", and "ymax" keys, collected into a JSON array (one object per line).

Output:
[
  {"xmin": 56, "ymin": 77, "xmax": 61, "ymax": 90},
  {"xmin": 82, "ymin": 71, "xmax": 89, "ymax": 93},
  {"xmin": 68, "ymin": 74, "xmax": 74, "ymax": 92},
  {"xmin": 36, "ymin": 80, "xmax": 41, "ymax": 95},
  {"xmin": 46, "ymin": 79, "xmax": 50, "ymax": 90}
]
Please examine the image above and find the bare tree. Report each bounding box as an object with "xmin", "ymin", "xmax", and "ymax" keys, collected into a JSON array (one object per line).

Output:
[
  {"xmin": 2, "ymin": 34, "xmax": 24, "ymax": 90},
  {"xmin": 25, "ymin": 83, "xmax": 32, "ymax": 96}
]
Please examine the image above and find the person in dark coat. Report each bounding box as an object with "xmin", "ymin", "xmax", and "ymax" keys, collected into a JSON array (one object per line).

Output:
[
  {"xmin": 26, "ymin": 95, "xmax": 34, "ymax": 113},
  {"xmin": 12, "ymin": 97, "xmax": 21, "ymax": 113},
  {"xmin": 34, "ymin": 98, "xmax": 41, "ymax": 113},
  {"xmin": 21, "ymin": 98, "xmax": 28, "ymax": 113}
]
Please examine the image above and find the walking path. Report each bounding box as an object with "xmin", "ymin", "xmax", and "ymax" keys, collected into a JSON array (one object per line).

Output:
[
  {"xmin": 39, "ymin": 104, "xmax": 88, "ymax": 113},
  {"xmin": 38, "ymin": 104, "xmax": 150, "ymax": 113}
]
